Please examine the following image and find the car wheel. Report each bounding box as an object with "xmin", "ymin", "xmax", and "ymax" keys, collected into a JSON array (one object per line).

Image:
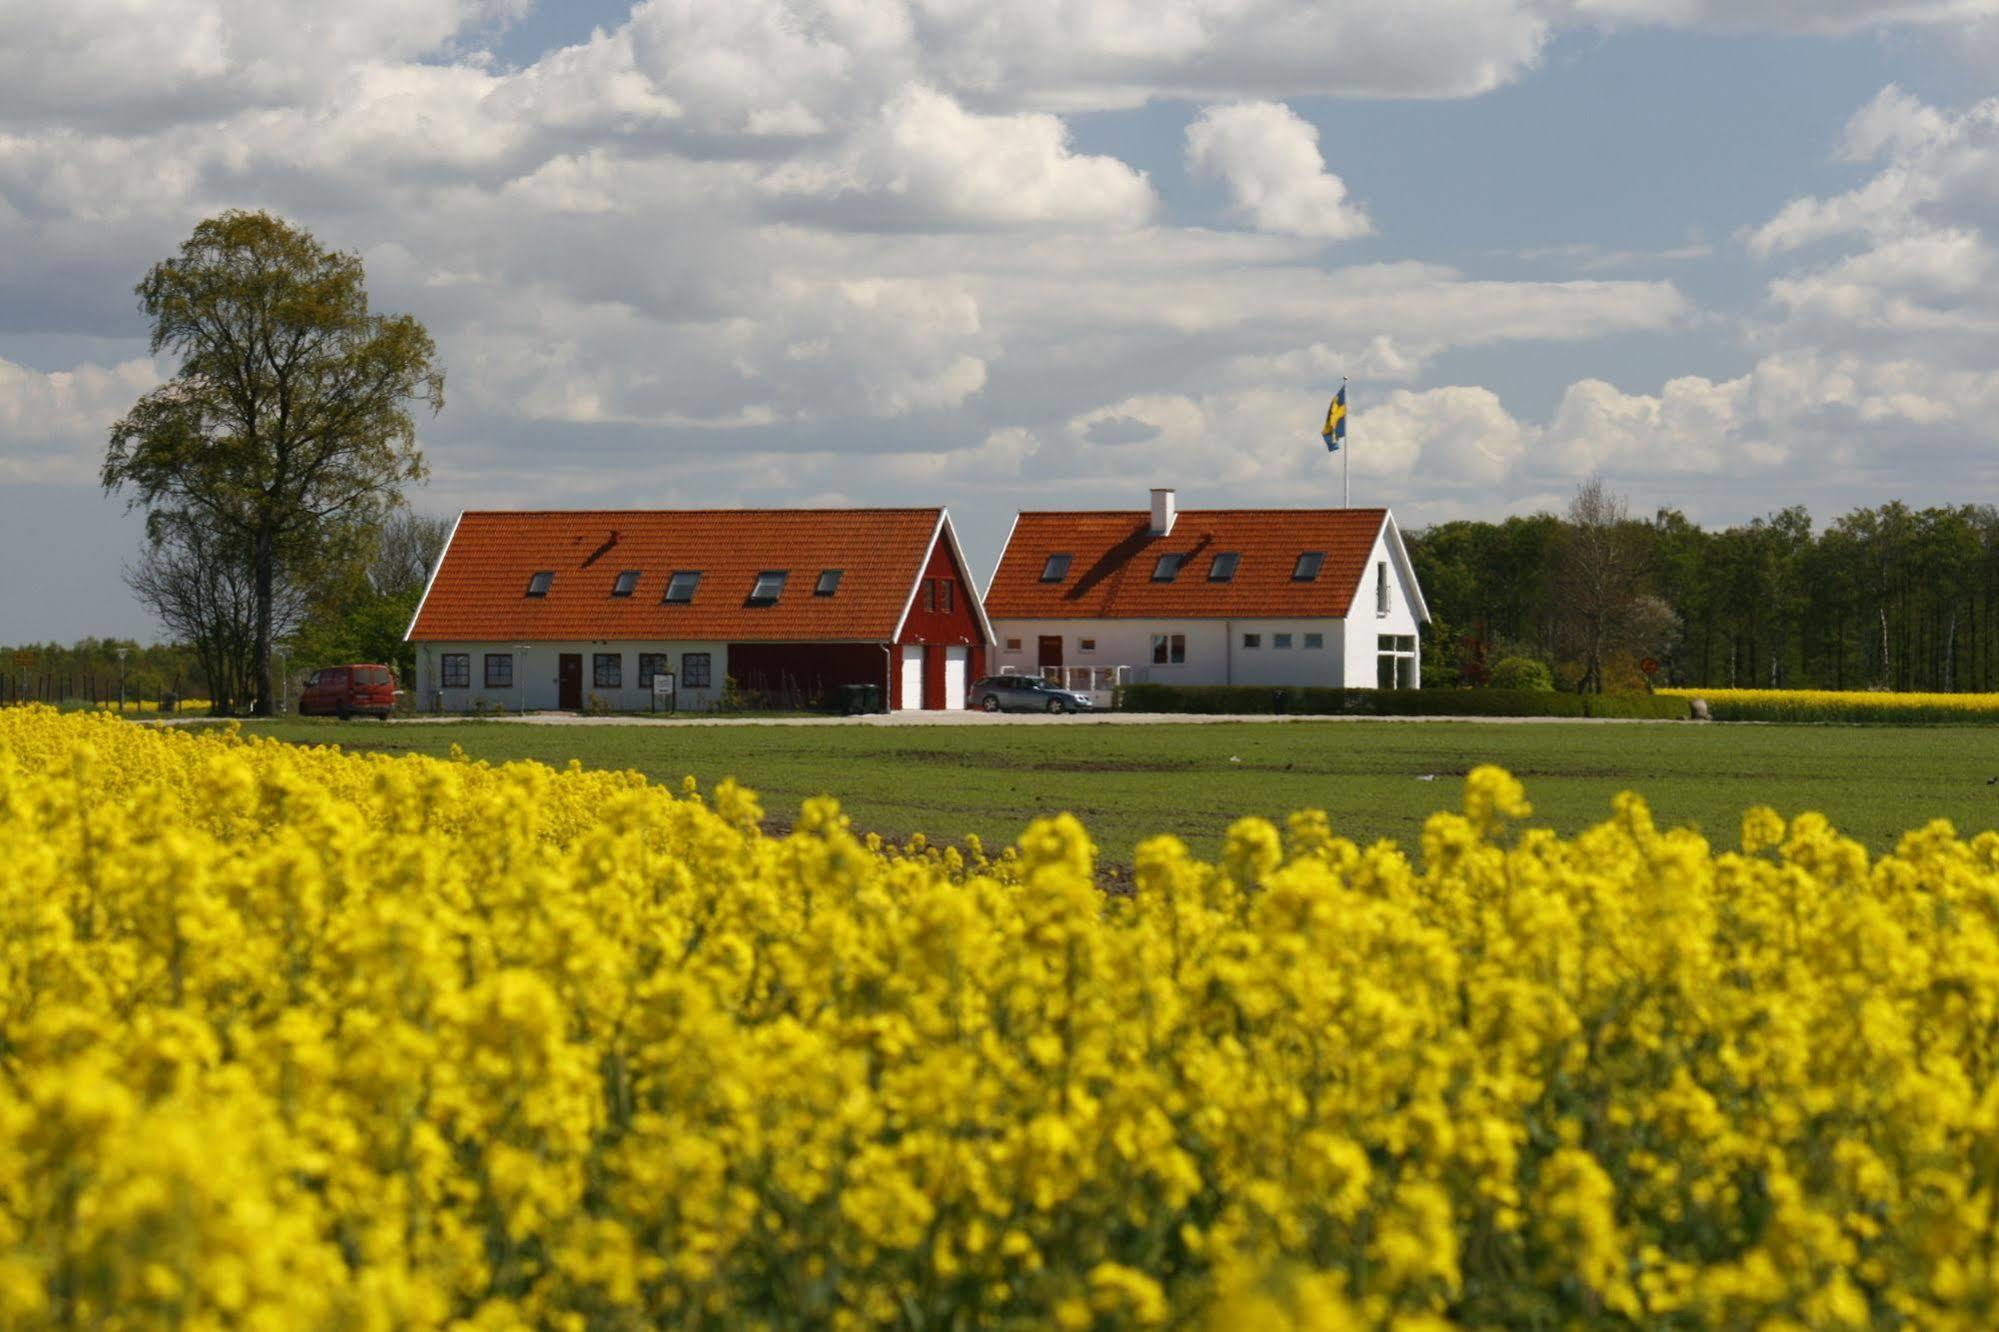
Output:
[
  {"xmin": 1046, "ymin": 698, "xmax": 1065, "ymax": 714},
  {"xmin": 336, "ymin": 700, "xmax": 352, "ymax": 721},
  {"xmin": 981, "ymin": 695, "xmax": 1001, "ymax": 713}
]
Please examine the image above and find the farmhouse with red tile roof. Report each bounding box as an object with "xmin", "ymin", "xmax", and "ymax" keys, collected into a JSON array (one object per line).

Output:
[
  {"xmin": 982, "ymin": 489, "xmax": 1429, "ymax": 691},
  {"xmin": 406, "ymin": 509, "xmax": 993, "ymax": 712}
]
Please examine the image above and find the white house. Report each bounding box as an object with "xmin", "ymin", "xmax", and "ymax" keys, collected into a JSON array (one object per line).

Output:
[
  {"xmin": 982, "ymin": 488, "xmax": 1429, "ymax": 689},
  {"xmin": 405, "ymin": 507, "xmax": 994, "ymax": 713}
]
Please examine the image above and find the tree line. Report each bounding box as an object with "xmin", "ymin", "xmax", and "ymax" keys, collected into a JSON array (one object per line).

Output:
[{"xmin": 1409, "ymin": 487, "xmax": 1999, "ymax": 693}]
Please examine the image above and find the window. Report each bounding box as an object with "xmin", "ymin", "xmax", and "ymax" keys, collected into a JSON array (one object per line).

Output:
[
  {"xmin": 484, "ymin": 653, "xmax": 513, "ymax": 688},
  {"xmin": 526, "ymin": 571, "xmax": 553, "ymax": 597},
  {"xmin": 440, "ymin": 654, "xmax": 470, "ymax": 688},
  {"xmin": 939, "ymin": 580, "xmax": 953, "ymax": 613},
  {"xmin": 1151, "ymin": 553, "xmax": 1185, "ymax": 582},
  {"xmin": 593, "ymin": 653, "xmax": 622, "ymax": 688},
  {"xmin": 638, "ymin": 653, "xmax": 671, "ymax": 686},
  {"xmin": 749, "ymin": 570, "xmax": 788, "ymax": 603},
  {"xmin": 815, "ymin": 569, "xmax": 843, "ymax": 596},
  {"xmin": 1208, "ymin": 551, "xmax": 1239, "ymax": 582},
  {"xmin": 663, "ymin": 571, "xmax": 701, "ymax": 603},
  {"xmin": 681, "ymin": 652, "xmax": 711, "ymax": 689},
  {"xmin": 1376, "ymin": 631, "xmax": 1418, "ymax": 690},
  {"xmin": 1079, "ymin": 638, "xmax": 1096, "ymax": 652},
  {"xmin": 1005, "ymin": 638, "xmax": 1022, "ymax": 651},
  {"xmin": 1376, "ymin": 560, "xmax": 1391, "ymax": 616},
  {"xmin": 1378, "ymin": 634, "xmax": 1416, "ymax": 653},
  {"xmin": 1040, "ymin": 554, "xmax": 1072, "ymax": 583},
  {"xmin": 1304, "ymin": 632, "xmax": 1324, "ymax": 650},
  {"xmin": 611, "ymin": 570, "xmax": 640, "ymax": 598},
  {"xmin": 1292, "ymin": 552, "xmax": 1324, "ymax": 581},
  {"xmin": 1274, "ymin": 633, "xmax": 1293, "ymax": 649},
  {"xmin": 1242, "ymin": 633, "xmax": 1261, "ymax": 649},
  {"xmin": 1150, "ymin": 633, "xmax": 1186, "ymax": 665}
]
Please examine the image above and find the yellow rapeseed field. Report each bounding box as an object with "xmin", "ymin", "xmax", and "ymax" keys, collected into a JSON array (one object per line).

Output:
[
  {"xmin": 1659, "ymin": 686, "xmax": 1999, "ymax": 723},
  {"xmin": 3, "ymin": 706, "xmax": 1998, "ymax": 1329}
]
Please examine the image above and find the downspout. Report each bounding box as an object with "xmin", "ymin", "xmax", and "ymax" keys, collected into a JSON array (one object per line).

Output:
[
  {"xmin": 882, "ymin": 643, "xmax": 893, "ymax": 712},
  {"xmin": 1225, "ymin": 620, "xmax": 1233, "ymax": 685}
]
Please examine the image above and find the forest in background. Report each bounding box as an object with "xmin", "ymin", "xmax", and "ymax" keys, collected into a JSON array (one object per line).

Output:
[{"xmin": 1408, "ymin": 498, "xmax": 1999, "ymax": 692}]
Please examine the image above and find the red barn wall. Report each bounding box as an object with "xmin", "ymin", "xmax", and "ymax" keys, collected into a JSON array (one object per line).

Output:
[{"xmin": 896, "ymin": 537, "xmax": 987, "ymax": 707}]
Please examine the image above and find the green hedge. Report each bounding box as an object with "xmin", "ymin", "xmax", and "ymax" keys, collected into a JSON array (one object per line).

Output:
[{"xmin": 1115, "ymin": 683, "xmax": 1690, "ymax": 720}]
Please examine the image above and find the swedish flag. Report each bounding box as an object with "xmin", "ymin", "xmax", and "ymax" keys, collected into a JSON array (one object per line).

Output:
[{"xmin": 1321, "ymin": 384, "xmax": 1347, "ymax": 452}]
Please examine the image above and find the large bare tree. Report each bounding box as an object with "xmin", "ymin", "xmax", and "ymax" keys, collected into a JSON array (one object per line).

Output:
[
  {"xmin": 104, "ymin": 211, "xmax": 443, "ymax": 715},
  {"xmin": 1557, "ymin": 476, "xmax": 1669, "ymax": 693}
]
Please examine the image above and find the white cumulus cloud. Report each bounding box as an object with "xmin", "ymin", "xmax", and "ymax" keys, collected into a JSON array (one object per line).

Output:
[{"xmin": 1184, "ymin": 101, "xmax": 1371, "ymax": 241}]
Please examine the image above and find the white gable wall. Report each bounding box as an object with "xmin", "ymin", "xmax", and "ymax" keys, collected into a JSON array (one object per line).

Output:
[
  {"xmin": 1343, "ymin": 524, "xmax": 1425, "ymax": 688},
  {"xmin": 988, "ymin": 617, "xmax": 1351, "ymax": 688}
]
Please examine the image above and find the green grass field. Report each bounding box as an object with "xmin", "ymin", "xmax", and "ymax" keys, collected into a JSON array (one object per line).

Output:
[{"xmin": 209, "ymin": 717, "xmax": 1999, "ymax": 863}]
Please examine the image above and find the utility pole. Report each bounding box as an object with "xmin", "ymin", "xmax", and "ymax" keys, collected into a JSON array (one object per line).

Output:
[{"xmin": 116, "ymin": 646, "xmax": 128, "ymax": 715}]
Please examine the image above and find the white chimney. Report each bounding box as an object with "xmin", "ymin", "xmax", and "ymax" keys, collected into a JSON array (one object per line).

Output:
[{"xmin": 1149, "ymin": 487, "xmax": 1177, "ymax": 536}]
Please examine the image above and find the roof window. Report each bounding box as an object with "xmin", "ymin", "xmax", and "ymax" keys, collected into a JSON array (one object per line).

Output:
[
  {"xmin": 1151, "ymin": 553, "xmax": 1185, "ymax": 582},
  {"xmin": 815, "ymin": 569, "xmax": 843, "ymax": 597},
  {"xmin": 1292, "ymin": 551, "xmax": 1325, "ymax": 582},
  {"xmin": 1040, "ymin": 554, "xmax": 1072, "ymax": 583},
  {"xmin": 525, "ymin": 571, "xmax": 553, "ymax": 597},
  {"xmin": 749, "ymin": 570, "xmax": 789, "ymax": 604},
  {"xmin": 662, "ymin": 570, "xmax": 701, "ymax": 604},
  {"xmin": 611, "ymin": 570, "xmax": 641, "ymax": 598},
  {"xmin": 1208, "ymin": 552, "xmax": 1240, "ymax": 582}
]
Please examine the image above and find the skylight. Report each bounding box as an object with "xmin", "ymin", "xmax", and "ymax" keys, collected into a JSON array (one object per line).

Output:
[
  {"xmin": 749, "ymin": 570, "xmax": 789, "ymax": 604},
  {"xmin": 611, "ymin": 570, "xmax": 640, "ymax": 597},
  {"xmin": 1208, "ymin": 552, "xmax": 1240, "ymax": 582},
  {"xmin": 815, "ymin": 569, "xmax": 843, "ymax": 596},
  {"xmin": 1040, "ymin": 554, "xmax": 1072, "ymax": 583},
  {"xmin": 1151, "ymin": 553, "xmax": 1185, "ymax": 582},
  {"xmin": 662, "ymin": 571, "xmax": 701, "ymax": 604},
  {"xmin": 525, "ymin": 571, "xmax": 553, "ymax": 597},
  {"xmin": 1292, "ymin": 551, "xmax": 1324, "ymax": 581}
]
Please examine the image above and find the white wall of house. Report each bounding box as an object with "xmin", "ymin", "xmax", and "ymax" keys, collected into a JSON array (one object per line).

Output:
[
  {"xmin": 1345, "ymin": 526, "xmax": 1424, "ymax": 689},
  {"xmin": 987, "ymin": 618, "xmax": 1352, "ymax": 688},
  {"xmin": 410, "ymin": 641, "xmax": 729, "ymax": 713}
]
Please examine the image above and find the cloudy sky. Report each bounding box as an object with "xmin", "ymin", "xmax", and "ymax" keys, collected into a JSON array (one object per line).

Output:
[{"xmin": 5, "ymin": 1, "xmax": 1999, "ymax": 641}]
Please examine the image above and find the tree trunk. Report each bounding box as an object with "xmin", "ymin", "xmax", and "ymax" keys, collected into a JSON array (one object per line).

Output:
[{"xmin": 252, "ymin": 530, "xmax": 275, "ymax": 717}]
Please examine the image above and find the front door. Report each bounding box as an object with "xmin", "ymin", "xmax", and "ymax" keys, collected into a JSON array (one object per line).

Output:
[
  {"xmin": 1037, "ymin": 635, "xmax": 1063, "ymax": 682},
  {"xmin": 558, "ymin": 653, "xmax": 582, "ymax": 709},
  {"xmin": 943, "ymin": 646, "xmax": 967, "ymax": 709}
]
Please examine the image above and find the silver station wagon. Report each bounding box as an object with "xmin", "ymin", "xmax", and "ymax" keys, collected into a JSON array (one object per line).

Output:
[{"xmin": 970, "ymin": 675, "xmax": 1094, "ymax": 714}]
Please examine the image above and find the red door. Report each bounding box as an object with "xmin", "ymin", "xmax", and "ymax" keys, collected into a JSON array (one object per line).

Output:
[
  {"xmin": 1037, "ymin": 635, "xmax": 1063, "ymax": 682},
  {"xmin": 558, "ymin": 654, "xmax": 582, "ymax": 709}
]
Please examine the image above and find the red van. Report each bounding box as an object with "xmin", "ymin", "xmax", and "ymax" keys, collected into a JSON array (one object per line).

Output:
[{"xmin": 299, "ymin": 664, "xmax": 398, "ymax": 719}]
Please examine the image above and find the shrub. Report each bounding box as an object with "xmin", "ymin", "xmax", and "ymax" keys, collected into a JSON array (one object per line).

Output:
[{"xmin": 1487, "ymin": 656, "xmax": 1554, "ymax": 691}]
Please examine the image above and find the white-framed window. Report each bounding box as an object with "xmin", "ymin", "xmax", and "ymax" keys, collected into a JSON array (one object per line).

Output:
[
  {"xmin": 440, "ymin": 653, "xmax": 470, "ymax": 688},
  {"xmin": 749, "ymin": 570, "xmax": 788, "ymax": 603},
  {"xmin": 1304, "ymin": 632, "xmax": 1324, "ymax": 650},
  {"xmin": 484, "ymin": 653, "xmax": 513, "ymax": 688},
  {"xmin": 1005, "ymin": 637, "xmax": 1022, "ymax": 651},
  {"xmin": 1377, "ymin": 634, "xmax": 1416, "ymax": 653},
  {"xmin": 1242, "ymin": 633, "xmax": 1261, "ymax": 649},
  {"xmin": 1274, "ymin": 633, "xmax": 1293, "ymax": 649},
  {"xmin": 525, "ymin": 571, "xmax": 553, "ymax": 597},
  {"xmin": 611, "ymin": 570, "xmax": 640, "ymax": 597},
  {"xmin": 663, "ymin": 571, "xmax": 701, "ymax": 603},
  {"xmin": 1376, "ymin": 632, "xmax": 1418, "ymax": 689},
  {"xmin": 1150, "ymin": 633, "xmax": 1186, "ymax": 665},
  {"xmin": 1377, "ymin": 560, "xmax": 1391, "ymax": 616},
  {"xmin": 681, "ymin": 652, "xmax": 712, "ymax": 689},
  {"xmin": 1079, "ymin": 638, "xmax": 1096, "ymax": 652},
  {"xmin": 593, "ymin": 653, "xmax": 622, "ymax": 688},
  {"xmin": 638, "ymin": 653, "xmax": 671, "ymax": 686}
]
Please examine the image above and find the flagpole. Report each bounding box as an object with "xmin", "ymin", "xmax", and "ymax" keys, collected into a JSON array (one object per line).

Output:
[{"xmin": 1342, "ymin": 377, "xmax": 1349, "ymax": 509}]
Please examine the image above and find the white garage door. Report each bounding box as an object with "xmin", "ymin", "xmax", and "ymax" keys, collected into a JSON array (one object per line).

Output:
[
  {"xmin": 900, "ymin": 644, "xmax": 925, "ymax": 710},
  {"xmin": 943, "ymin": 646, "xmax": 967, "ymax": 709}
]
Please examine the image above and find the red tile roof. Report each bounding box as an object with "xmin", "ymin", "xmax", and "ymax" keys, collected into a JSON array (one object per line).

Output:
[
  {"xmin": 408, "ymin": 509, "xmax": 953, "ymax": 642},
  {"xmin": 984, "ymin": 509, "xmax": 1390, "ymax": 620}
]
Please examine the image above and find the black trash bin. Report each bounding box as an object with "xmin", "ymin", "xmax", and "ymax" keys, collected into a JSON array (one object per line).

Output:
[{"xmin": 855, "ymin": 683, "xmax": 882, "ymax": 714}]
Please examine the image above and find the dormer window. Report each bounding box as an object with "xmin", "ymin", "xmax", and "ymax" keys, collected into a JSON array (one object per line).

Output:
[
  {"xmin": 1292, "ymin": 551, "xmax": 1324, "ymax": 582},
  {"xmin": 611, "ymin": 570, "xmax": 641, "ymax": 597},
  {"xmin": 749, "ymin": 570, "xmax": 788, "ymax": 604},
  {"xmin": 1208, "ymin": 552, "xmax": 1239, "ymax": 582},
  {"xmin": 1151, "ymin": 553, "xmax": 1185, "ymax": 582},
  {"xmin": 662, "ymin": 571, "xmax": 701, "ymax": 603},
  {"xmin": 525, "ymin": 571, "xmax": 553, "ymax": 597},
  {"xmin": 1040, "ymin": 554, "xmax": 1072, "ymax": 583},
  {"xmin": 815, "ymin": 569, "xmax": 843, "ymax": 596}
]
